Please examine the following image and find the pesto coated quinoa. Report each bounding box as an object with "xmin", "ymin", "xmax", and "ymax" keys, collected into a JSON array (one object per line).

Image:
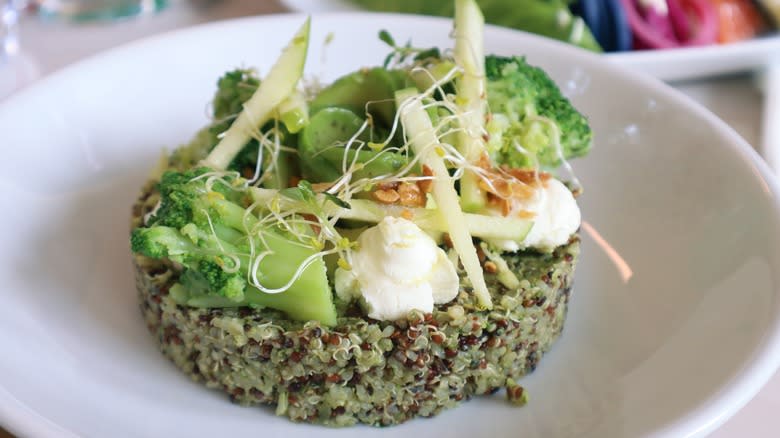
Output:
[
  {"xmin": 132, "ymin": 178, "xmax": 579, "ymax": 426},
  {"xmin": 129, "ymin": 0, "xmax": 590, "ymax": 427}
]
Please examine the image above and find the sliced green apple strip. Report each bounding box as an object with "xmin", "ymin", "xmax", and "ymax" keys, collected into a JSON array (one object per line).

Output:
[
  {"xmin": 202, "ymin": 17, "xmax": 311, "ymax": 170},
  {"xmin": 454, "ymin": 0, "xmax": 488, "ymax": 212},
  {"xmin": 395, "ymin": 88, "xmax": 492, "ymax": 310},
  {"xmin": 276, "ymin": 90, "xmax": 309, "ymax": 134},
  {"xmin": 248, "ymin": 187, "xmax": 533, "ymax": 242}
]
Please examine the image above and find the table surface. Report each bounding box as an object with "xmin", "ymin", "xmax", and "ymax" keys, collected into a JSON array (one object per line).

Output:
[{"xmin": 0, "ymin": 0, "xmax": 773, "ymax": 437}]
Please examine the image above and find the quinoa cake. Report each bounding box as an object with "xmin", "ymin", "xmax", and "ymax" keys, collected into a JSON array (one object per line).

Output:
[{"xmin": 132, "ymin": 189, "xmax": 578, "ymax": 426}]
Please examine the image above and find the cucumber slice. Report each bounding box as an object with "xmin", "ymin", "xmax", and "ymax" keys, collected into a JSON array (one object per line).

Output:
[
  {"xmin": 299, "ymin": 107, "xmax": 408, "ymax": 182},
  {"xmin": 318, "ymin": 148, "xmax": 408, "ymax": 180},
  {"xmin": 309, "ymin": 67, "xmax": 406, "ymax": 129},
  {"xmin": 301, "ymin": 108, "xmax": 368, "ymax": 153},
  {"xmin": 299, "ymin": 107, "xmax": 369, "ymax": 181}
]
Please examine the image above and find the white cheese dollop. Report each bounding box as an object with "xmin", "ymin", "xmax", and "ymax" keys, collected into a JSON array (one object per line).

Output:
[
  {"xmin": 489, "ymin": 178, "xmax": 581, "ymax": 252},
  {"xmin": 334, "ymin": 217, "xmax": 459, "ymax": 321}
]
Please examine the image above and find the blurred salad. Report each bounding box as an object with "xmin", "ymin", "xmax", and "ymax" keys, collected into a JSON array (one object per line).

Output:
[{"xmin": 349, "ymin": 0, "xmax": 779, "ymax": 51}]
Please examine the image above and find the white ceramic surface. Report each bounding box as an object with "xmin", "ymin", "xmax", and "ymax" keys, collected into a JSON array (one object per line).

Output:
[
  {"xmin": 281, "ymin": 0, "xmax": 780, "ymax": 81},
  {"xmin": 1, "ymin": 12, "xmax": 780, "ymax": 438}
]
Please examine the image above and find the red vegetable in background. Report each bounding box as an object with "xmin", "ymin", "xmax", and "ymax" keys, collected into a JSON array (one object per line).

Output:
[
  {"xmin": 623, "ymin": 0, "xmax": 718, "ymax": 48},
  {"xmin": 668, "ymin": 0, "xmax": 719, "ymax": 45},
  {"xmin": 712, "ymin": 0, "xmax": 766, "ymax": 43},
  {"xmin": 667, "ymin": 0, "xmax": 694, "ymax": 40},
  {"xmin": 640, "ymin": 0, "xmax": 677, "ymax": 45}
]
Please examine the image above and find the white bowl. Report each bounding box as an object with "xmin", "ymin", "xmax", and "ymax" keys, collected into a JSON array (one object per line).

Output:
[{"xmin": 1, "ymin": 12, "xmax": 779, "ymax": 438}]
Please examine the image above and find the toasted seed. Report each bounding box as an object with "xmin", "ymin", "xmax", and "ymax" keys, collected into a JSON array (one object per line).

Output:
[
  {"xmin": 397, "ymin": 182, "xmax": 425, "ymax": 207},
  {"xmin": 372, "ymin": 188, "xmax": 400, "ymax": 204}
]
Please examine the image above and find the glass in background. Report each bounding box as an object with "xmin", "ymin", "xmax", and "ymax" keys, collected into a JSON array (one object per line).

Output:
[
  {"xmin": 0, "ymin": 0, "xmax": 38, "ymax": 99},
  {"xmin": 34, "ymin": 0, "xmax": 168, "ymax": 21},
  {"xmin": 1, "ymin": 0, "xmax": 22, "ymax": 55}
]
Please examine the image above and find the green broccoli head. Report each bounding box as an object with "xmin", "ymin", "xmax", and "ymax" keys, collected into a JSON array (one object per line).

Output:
[
  {"xmin": 484, "ymin": 55, "xmax": 592, "ymax": 169},
  {"xmin": 195, "ymin": 259, "xmax": 246, "ymax": 302},
  {"xmin": 149, "ymin": 168, "xmax": 208, "ymax": 229},
  {"xmin": 132, "ymin": 226, "xmax": 247, "ymax": 303},
  {"xmin": 147, "ymin": 167, "xmax": 242, "ymax": 229},
  {"xmin": 131, "ymin": 226, "xmax": 196, "ymax": 260},
  {"xmin": 131, "ymin": 184, "xmax": 337, "ymax": 322},
  {"xmin": 213, "ymin": 68, "xmax": 260, "ymax": 123}
]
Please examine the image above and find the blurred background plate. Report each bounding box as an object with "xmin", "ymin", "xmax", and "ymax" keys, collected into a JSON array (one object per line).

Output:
[{"xmin": 281, "ymin": 0, "xmax": 780, "ymax": 81}]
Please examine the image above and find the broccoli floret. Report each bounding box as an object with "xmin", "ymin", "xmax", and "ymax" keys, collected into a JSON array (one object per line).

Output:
[
  {"xmin": 146, "ymin": 167, "xmax": 240, "ymax": 229},
  {"xmin": 132, "ymin": 169, "xmax": 337, "ymax": 324},
  {"xmin": 484, "ymin": 55, "xmax": 592, "ymax": 169},
  {"xmin": 148, "ymin": 168, "xmax": 206, "ymax": 229},
  {"xmin": 213, "ymin": 69, "xmax": 260, "ymax": 126},
  {"xmin": 196, "ymin": 259, "xmax": 246, "ymax": 301},
  {"xmin": 131, "ymin": 226, "xmax": 196, "ymax": 260},
  {"xmin": 131, "ymin": 226, "xmax": 248, "ymax": 302}
]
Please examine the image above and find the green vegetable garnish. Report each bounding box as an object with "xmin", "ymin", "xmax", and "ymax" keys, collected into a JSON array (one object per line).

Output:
[
  {"xmin": 485, "ymin": 55, "xmax": 592, "ymax": 169},
  {"xmin": 129, "ymin": 0, "xmax": 592, "ymax": 327},
  {"xmin": 132, "ymin": 169, "xmax": 337, "ymax": 325}
]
